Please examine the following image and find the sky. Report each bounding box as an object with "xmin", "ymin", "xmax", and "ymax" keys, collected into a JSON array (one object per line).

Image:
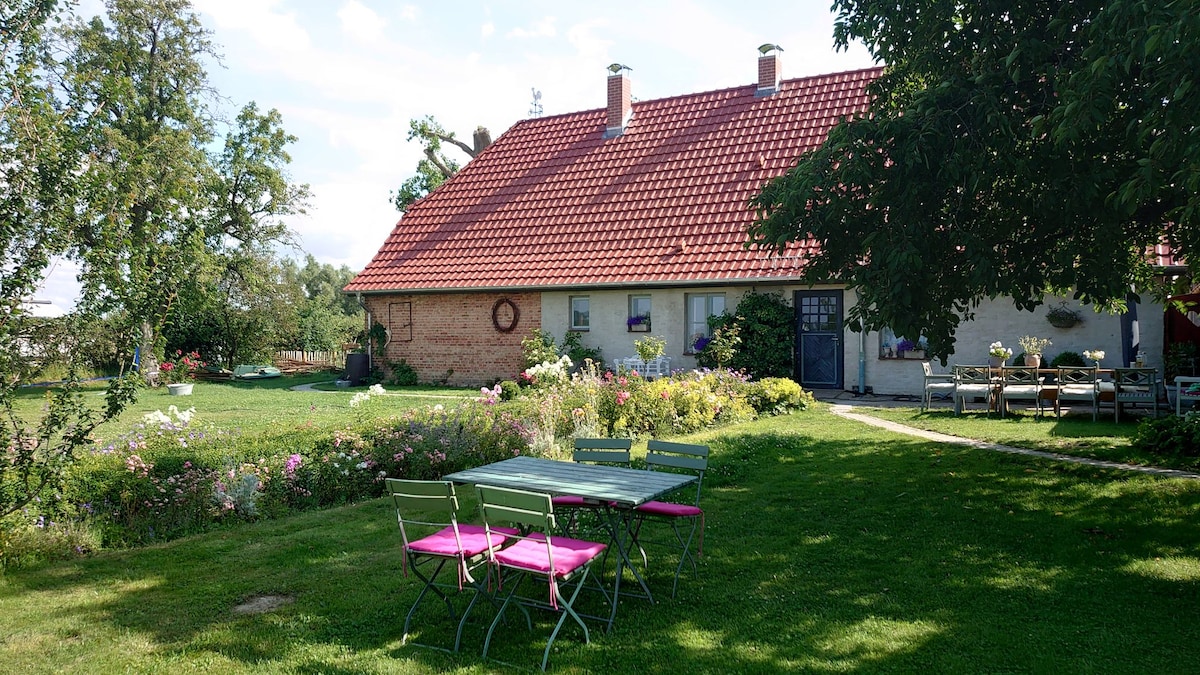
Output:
[{"xmin": 31, "ymin": 0, "xmax": 877, "ymax": 316}]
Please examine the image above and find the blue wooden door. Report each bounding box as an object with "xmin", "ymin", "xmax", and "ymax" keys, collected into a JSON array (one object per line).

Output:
[{"xmin": 795, "ymin": 290, "xmax": 843, "ymax": 389}]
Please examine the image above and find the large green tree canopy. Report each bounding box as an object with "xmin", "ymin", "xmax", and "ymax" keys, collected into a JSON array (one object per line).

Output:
[{"xmin": 749, "ymin": 0, "xmax": 1199, "ymax": 359}]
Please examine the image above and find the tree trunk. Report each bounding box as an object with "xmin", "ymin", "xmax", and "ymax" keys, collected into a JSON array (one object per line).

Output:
[{"xmin": 140, "ymin": 320, "xmax": 160, "ymax": 386}]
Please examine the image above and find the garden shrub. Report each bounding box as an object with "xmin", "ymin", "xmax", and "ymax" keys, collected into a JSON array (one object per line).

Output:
[
  {"xmin": 748, "ymin": 377, "xmax": 815, "ymax": 414},
  {"xmin": 386, "ymin": 359, "xmax": 419, "ymax": 386},
  {"xmin": 521, "ymin": 329, "xmax": 558, "ymax": 368},
  {"xmin": 1050, "ymin": 351, "xmax": 1086, "ymax": 367},
  {"xmin": 1132, "ymin": 413, "xmax": 1200, "ymax": 463},
  {"xmin": 697, "ymin": 291, "xmax": 795, "ymax": 378}
]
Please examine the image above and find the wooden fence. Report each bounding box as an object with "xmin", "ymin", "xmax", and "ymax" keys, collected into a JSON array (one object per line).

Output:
[{"xmin": 275, "ymin": 350, "xmax": 345, "ymax": 372}]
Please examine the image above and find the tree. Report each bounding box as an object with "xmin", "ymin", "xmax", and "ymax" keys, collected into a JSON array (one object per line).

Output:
[
  {"xmin": 62, "ymin": 0, "xmax": 216, "ymax": 378},
  {"xmin": 1, "ymin": 0, "xmax": 138, "ymax": 522},
  {"xmin": 61, "ymin": 1, "xmax": 305, "ymax": 378},
  {"xmin": 390, "ymin": 116, "xmax": 490, "ymax": 211},
  {"xmin": 748, "ymin": 0, "xmax": 1200, "ymax": 360}
]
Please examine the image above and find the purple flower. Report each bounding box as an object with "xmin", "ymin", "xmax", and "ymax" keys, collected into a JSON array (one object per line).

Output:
[{"xmin": 693, "ymin": 336, "xmax": 711, "ymax": 352}]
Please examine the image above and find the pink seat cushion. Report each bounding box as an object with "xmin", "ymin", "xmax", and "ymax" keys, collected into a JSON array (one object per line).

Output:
[
  {"xmin": 407, "ymin": 524, "xmax": 519, "ymax": 558},
  {"xmin": 493, "ymin": 533, "xmax": 606, "ymax": 578},
  {"xmin": 635, "ymin": 500, "xmax": 702, "ymax": 518}
]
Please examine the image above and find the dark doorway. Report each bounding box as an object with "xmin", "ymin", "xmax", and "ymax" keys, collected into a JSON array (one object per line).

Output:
[{"xmin": 794, "ymin": 290, "xmax": 844, "ymax": 389}]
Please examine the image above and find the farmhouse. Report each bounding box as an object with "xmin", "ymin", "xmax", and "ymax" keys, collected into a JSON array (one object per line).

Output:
[{"xmin": 345, "ymin": 48, "xmax": 1160, "ymax": 394}]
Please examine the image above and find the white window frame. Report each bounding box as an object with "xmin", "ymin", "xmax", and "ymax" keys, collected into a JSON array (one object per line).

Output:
[
  {"xmin": 686, "ymin": 292, "xmax": 726, "ymax": 352},
  {"xmin": 570, "ymin": 296, "xmax": 590, "ymax": 331}
]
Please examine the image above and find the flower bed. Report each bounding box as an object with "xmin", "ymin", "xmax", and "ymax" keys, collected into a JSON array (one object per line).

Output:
[{"xmin": 5, "ymin": 368, "xmax": 815, "ymax": 565}]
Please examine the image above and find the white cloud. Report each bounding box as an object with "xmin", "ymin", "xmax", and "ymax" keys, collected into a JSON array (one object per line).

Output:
[
  {"xmin": 506, "ymin": 16, "xmax": 557, "ymax": 39},
  {"xmin": 481, "ymin": 21, "xmax": 494, "ymax": 39},
  {"xmin": 337, "ymin": 0, "xmax": 386, "ymax": 45},
  {"xmin": 399, "ymin": 5, "xmax": 420, "ymax": 22}
]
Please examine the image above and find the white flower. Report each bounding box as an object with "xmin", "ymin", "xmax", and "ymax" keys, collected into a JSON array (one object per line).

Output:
[
  {"xmin": 368, "ymin": 384, "xmax": 386, "ymax": 395},
  {"xmin": 143, "ymin": 410, "xmax": 171, "ymax": 425},
  {"xmin": 1083, "ymin": 349, "xmax": 1106, "ymax": 361},
  {"xmin": 349, "ymin": 392, "xmax": 371, "ymax": 408},
  {"xmin": 356, "ymin": 461, "xmax": 369, "ymax": 470},
  {"xmin": 434, "ymin": 404, "xmax": 444, "ymax": 411}
]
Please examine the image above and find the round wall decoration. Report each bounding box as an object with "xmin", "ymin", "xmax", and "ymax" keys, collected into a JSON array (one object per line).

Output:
[{"xmin": 492, "ymin": 297, "xmax": 520, "ymax": 333}]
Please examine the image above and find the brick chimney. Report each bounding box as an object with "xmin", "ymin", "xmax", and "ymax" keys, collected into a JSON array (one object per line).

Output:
[
  {"xmin": 605, "ymin": 65, "xmax": 632, "ymax": 137},
  {"xmin": 756, "ymin": 44, "xmax": 782, "ymax": 96}
]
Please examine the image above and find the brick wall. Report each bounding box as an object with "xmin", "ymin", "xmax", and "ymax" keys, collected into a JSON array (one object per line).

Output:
[{"xmin": 361, "ymin": 292, "xmax": 540, "ymax": 386}]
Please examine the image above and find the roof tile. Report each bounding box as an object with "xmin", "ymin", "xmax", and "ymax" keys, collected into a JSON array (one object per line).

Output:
[{"xmin": 346, "ymin": 67, "xmax": 881, "ymax": 293}]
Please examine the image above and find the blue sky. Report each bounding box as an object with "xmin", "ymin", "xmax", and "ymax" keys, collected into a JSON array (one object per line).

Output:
[{"xmin": 33, "ymin": 0, "xmax": 876, "ymax": 315}]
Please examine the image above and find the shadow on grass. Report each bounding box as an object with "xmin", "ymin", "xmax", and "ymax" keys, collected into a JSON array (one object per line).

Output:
[{"xmin": 4, "ymin": 413, "xmax": 1200, "ymax": 672}]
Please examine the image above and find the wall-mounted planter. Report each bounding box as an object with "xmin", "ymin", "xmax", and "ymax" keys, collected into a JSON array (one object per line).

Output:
[{"xmin": 1046, "ymin": 303, "xmax": 1082, "ymax": 329}]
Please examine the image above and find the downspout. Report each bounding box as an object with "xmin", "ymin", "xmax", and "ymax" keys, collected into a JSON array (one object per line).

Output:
[{"xmin": 857, "ymin": 329, "xmax": 867, "ymax": 395}]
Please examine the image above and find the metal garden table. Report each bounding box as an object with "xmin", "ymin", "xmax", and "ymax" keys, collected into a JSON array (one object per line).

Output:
[{"xmin": 443, "ymin": 455, "xmax": 696, "ymax": 629}]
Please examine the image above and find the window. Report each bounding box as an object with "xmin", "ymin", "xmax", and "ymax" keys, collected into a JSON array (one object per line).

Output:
[
  {"xmin": 879, "ymin": 326, "xmax": 926, "ymax": 359},
  {"xmin": 628, "ymin": 295, "xmax": 651, "ymax": 331},
  {"xmin": 686, "ymin": 293, "xmax": 725, "ymax": 351},
  {"xmin": 570, "ymin": 296, "xmax": 590, "ymax": 331}
]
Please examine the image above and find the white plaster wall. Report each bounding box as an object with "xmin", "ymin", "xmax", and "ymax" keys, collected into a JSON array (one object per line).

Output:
[
  {"xmin": 540, "ymin": 287, "xmax": 1165, "ymax": 398},
  {"xmin": 542, "ymin": 283, "xmax": 836, "ymax": 371},
  {"xmin": 860, "ymin": 294, "xmax": 1165, "ymax": 396}
]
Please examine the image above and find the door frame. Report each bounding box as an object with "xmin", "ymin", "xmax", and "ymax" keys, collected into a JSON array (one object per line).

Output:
[{"xmin": 794, "ymin": 289, "xmax": 845, "ymax": 389}]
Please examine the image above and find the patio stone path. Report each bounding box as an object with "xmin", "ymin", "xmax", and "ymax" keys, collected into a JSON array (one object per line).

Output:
[{"xmin": 829, "ymin": 404, "xmax": 1200, "ymax": 480}]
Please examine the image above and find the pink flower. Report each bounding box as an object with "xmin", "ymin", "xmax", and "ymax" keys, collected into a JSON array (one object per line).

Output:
[{"xmin": 616, "ymin": 391, "xmax": 631, "ymax": 405}]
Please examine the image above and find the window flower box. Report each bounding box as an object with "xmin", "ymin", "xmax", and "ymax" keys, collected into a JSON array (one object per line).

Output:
[{"xmin": 627, "ymin": 314, "xmax": 651, "ymax": 332}]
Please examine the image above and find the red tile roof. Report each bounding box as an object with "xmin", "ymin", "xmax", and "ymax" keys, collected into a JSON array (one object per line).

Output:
[{"xmin": 345, "ymin": 67, "xmax": 883, "ymax": 293}]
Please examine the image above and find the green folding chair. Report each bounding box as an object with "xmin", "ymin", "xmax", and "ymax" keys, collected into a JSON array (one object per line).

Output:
[
  {"xmin": 386, "ymin": 478, "xmax": 517, "ymax": 652},
  {"xmin": 476, "ymin": 484, "xmax": 611, "ymax": 672},
  {"xmin": 630, "ymin": 440, "xmax": 708, "ymax": 598},
  {"xmin": 551, "ymin": 438, "xmax": 632, "ymax": 534}
]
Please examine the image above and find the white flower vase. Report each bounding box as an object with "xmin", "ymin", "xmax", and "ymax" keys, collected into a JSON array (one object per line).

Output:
[{"xmin": 168, "ymin": 382, "xmax": 194, "ymax": 396}]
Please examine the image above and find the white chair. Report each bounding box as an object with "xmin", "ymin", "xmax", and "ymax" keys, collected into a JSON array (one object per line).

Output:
[
  {"xmin": 1113, "ymin": 368, "xmax": 1159, "ymax": 422},
  {"xmin": 1055, "ymin": 366, "xmax": 1100, "ymax": 421},
  {"xmin": 1176, "ymin": 376, "xmax": 1200, "ymax": 416},
  {"xmin": 952, "ymin": 365, "xmax": 995, "ymax": 415},
  {"xmin": 921, "ymin": 362, "xmax": 955, "ymax": 411},
  {"xmin": 999, "ymin": 366, "xmax": 1043, "ymax": 417}
]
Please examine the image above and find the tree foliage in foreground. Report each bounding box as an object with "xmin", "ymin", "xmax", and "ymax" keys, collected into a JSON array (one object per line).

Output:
[
  {"xmin": 1, "ymin": 0, "xmax": 139, "ymax": 521},
  {"xmin": 749, "ymin": 0, "xmax": 1200, "ymax": 360}
]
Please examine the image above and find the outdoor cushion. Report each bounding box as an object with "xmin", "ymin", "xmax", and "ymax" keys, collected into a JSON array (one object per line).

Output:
[
  {"xmin": 407, "ymin": 524, "xmax": 519, "ymax": 558},
  {"xmin": 551, "ymin": 495, "xmax": 588, "ymax": 507},
  {"xmin": 1059, "ymin": 385, "xmax": 1096, "ymax": 396},
  {"xmin": 492, "ymin": 533, "xmax": 606, "ymax": 578},
  {"xmin": 635, "ymin": 500, "xmax": 703, "ymax": 518}
]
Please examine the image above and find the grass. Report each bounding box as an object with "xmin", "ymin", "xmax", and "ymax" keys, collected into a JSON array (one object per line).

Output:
[
  {"xmin": 11, "ymin": 374, "xmax": 476, "ymax": 439},
  {"xmin": 852, "ymin": 404, "xmax": 1200, "ymax": 471},
  {"xmin": 2, "ymin": 408, "xmax": 1199, "ymax": 672}
]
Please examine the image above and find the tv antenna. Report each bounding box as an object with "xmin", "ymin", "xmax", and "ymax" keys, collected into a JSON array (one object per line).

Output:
[{"xmin": 529, "ymin": 88, "xmax": 543, "ymax": 118}]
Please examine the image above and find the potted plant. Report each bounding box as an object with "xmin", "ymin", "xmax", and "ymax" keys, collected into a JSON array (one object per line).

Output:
[
  {"xmin": 988, "ymin": 341, "xmax": 1013, "ymax": 368},
  {"xmin": 160, "ymin": 350, "xmax": 204, "ymax": 395},
  {"xmin": 627, "ymin": 313, "xmax": 651, "ymax": 332},
  {"xmin": 896, "ymin": 337, "xmax": 926, "ymax": 359},
  {"xmin": 1017, "ymin": 335, "xmax": 1052, "ymax": 368},
  {"xmin": 1046, "ymin": 302, "xmax": 1083, "ymax": 329}
]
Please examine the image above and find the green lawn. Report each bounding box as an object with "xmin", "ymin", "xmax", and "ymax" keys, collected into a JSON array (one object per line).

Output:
[
  {"xmin": 13, "ymin": 375, "xmax": 475, "ymax": 439},
  {"xmin": 2, "ymin": 408, "xmax": 1198, "ymax": 672},
  {"xmin": 851, "ymin": 404, "xmax": 1200, "ymax": 472}
]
